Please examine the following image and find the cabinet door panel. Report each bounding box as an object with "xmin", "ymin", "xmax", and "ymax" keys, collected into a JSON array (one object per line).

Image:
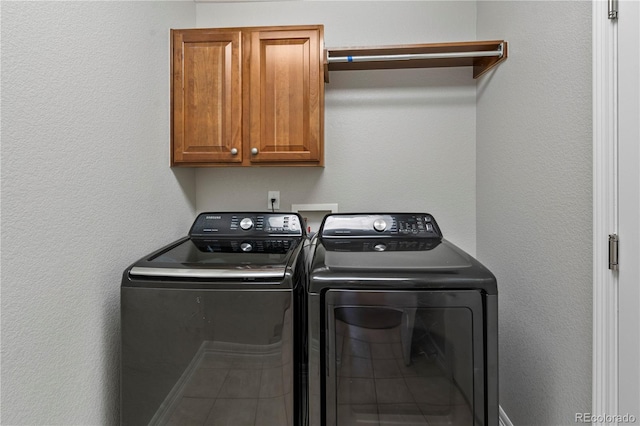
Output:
[
  {"xmin": 172, "ymin": 30, "xmax": 242, "ymax": 164},
  {"xmin": 248, "ymin": 29, "xmax": 323, "ymax": 164}
]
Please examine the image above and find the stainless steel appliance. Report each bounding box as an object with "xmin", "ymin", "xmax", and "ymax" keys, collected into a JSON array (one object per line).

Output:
[
  {"xmin": 121, "ymin": 212, "xmax": 307, "ymax": 426},
  {"xmin": 307, "ymin": 213, "xmax": 498, "ymax": 426}
]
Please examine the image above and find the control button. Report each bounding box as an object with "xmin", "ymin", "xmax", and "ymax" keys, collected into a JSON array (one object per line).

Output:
[
  {"xmin": 240, "ymin": 242, "xmax": 253, "ymax": 252},
  {"xmin": 373, "ymin": 219, "xmax": 387, "ymax": 232},
  {"xmin": 240, "ymin": 218, "xmax": 254, "ymax": 230},
  {"xmin": 374, "ymin": 243, "xmax": 387, "ymax": 252}
]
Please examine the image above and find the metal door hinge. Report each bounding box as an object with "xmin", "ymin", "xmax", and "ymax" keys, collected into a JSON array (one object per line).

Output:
[
  {"xmin": 609, "ymin": 0, "xmax": 618, "ymax": 19},
  {"xmin": 609, "ymin": 234, "xmax": 619, "ymax": 270}
]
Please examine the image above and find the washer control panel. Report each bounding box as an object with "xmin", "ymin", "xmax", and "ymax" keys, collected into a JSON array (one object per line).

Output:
[
  {"xmin": 192, "ymin": 238, "xmax": 295, "ymax": 254},
  {"xmin": 320, "ymin": 213, "xmax": 442, "ymax": 239},
  {"xmin": 189, "ymin": 212, "xmax": 304, "ymax": 238}
]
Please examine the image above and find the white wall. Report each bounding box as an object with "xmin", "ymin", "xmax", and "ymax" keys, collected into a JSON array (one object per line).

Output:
[
  {"xmin": 0, "ymin": 2, "xmax": 595, "ymax": 425},
  {"xmin": 476, "ymin": 2, "xmax": 592, "ymax": 425},
  {"xmin": 194, "ymin": 1, "xmax": 479, "ymax": 254},
  {"xmin": 1, "ymin": 2, "xmax": 196, "ymax": 424}
]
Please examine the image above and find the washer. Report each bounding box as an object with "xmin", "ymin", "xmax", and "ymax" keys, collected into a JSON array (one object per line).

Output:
[
  {"xmin": 121, "ymin": 212, "xmax": 307, "ymax": 426},
  {"xmin": 307, "ymin": 213, "xmax": 498, "ymax": 426}
]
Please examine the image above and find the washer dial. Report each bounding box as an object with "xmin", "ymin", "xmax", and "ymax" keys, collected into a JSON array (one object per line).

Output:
[
  {"xmin": 240, "ymin": 218, "xmax": 254, "ymax": 230},
  {"xmin": 373, "ymin": 218, "xmax": 387, "ymax": 232}
]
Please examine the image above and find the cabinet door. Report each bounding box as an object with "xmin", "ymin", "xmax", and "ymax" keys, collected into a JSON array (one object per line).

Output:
[
  {"xmin": 247, "ymin": 27, "xmax": 324, "ymax": 165},
  {"xmin": 172, "ymin": 30, "xmax": 242, "ymax": 165}
]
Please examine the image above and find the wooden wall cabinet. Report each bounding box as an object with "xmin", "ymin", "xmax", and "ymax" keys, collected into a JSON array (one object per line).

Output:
[{"xmin": 171, "ymin": 25, "xmax": 324, "ymax": 167}]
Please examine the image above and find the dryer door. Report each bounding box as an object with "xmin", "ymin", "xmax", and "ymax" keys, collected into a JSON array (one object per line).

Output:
[{"xmin": 323, "ymin": 289, "xmax": 491, "ymax": 426}]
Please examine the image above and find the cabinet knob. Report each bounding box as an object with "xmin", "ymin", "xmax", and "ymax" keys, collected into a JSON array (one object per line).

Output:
[
  {"xmin": 230, "ymin": 148, "xmax": 238, "ymax": 155},
  {"xmin": 251, "ymin": 148, "xmax": 259, "ymax": 155}
]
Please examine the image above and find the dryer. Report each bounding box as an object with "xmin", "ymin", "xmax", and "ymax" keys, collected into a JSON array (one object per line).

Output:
[
  {"xmin": 121, "ymin": 212, "xmax": 307, "ymax": 426},
  {"xmin": 307, "ymin": 213, "xmax": 498, "ymax": 426}
]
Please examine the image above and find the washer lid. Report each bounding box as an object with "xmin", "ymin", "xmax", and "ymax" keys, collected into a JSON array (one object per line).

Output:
[
  {"xmin": 129, "ymin": 237, "xmax": 301, "ymax": 279},
  {"xmin": 129, "ymin": 266, "xmax": 286, "ymax": 279}
]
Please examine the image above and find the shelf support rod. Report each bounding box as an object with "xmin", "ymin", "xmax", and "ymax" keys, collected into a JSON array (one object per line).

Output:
[{"xmin": 328, "ymin": 44, "xmax": 504, "ymax": 64}]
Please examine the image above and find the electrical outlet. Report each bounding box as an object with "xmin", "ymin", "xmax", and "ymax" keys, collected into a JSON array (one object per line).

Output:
[{"xmin": 267, "ymin": 191, "xmax": 280, "ymax": 210}]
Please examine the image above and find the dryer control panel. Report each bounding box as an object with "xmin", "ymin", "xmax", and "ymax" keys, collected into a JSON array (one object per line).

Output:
[
  {"xmin": 189, "ymin": 212, "xmax": 304, "ymax": 238},
  {"xmin": 320, "ymin": 213, "xmax": 442, "ymax": 239}
]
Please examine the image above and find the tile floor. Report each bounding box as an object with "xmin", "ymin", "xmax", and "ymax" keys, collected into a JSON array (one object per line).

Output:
[
  {"xmin": 162, "ymin": 351, "xmax": 294, "ymax": 426},
  {"xmin": 152, "ymin": 319, "xmax": 472, "ymax": 426},
  {"xmin": 333, "ymin": 319, "xmax": 473, "ymax": 426}
]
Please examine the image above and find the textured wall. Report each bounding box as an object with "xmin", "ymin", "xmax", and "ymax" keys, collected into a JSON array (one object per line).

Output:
[
  {"xmin": 1, "ymin": 2, "xmax": 196, "ymax": 424},
  {"xmin": 1, "ymin": 1, "xmax": 595, "ymax": 424},
  {"xmin": 194, "ymin": 1, "xmax": 480, "ymax": 254},
  {"xmin": 476, "ymin": 2, "xmax": 592, "ymax": 425}
]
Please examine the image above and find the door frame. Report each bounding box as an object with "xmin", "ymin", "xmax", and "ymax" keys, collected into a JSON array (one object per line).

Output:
[
  {"xmin": 593, "ymin": 0, "xmax": 640, "ymax": 420},
  {"xmin": 592, "ymin": 0, "xmax": 619, "ymax": 418},
  {"xmin": 616, "ymin": 0, "xmax": 640, "ymax": 416}
]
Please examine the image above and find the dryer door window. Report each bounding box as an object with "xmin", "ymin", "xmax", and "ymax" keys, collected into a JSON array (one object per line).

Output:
[{"xmin": 324, "ymin": 290, "xmax": 485, "ymax": 426}]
